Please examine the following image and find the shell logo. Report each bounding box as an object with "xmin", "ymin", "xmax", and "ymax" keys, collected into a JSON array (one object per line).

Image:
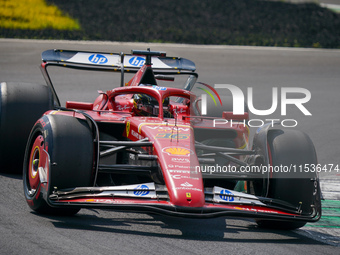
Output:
[{"xmin": 162, "ymin": 147, "xmax": 192, "ymax": 157}]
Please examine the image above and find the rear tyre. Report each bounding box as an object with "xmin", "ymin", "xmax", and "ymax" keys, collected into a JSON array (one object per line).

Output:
[
  {"xmin": 256, "ymin": 129, "xmax": 320, "ymax": 230},
  {"xmin": 23, "ymin": 114, "xmax": 94, "ymax": 215},
  {"xmin": 0, "ymin": 82, "xmax": 53, "ymax": 173}
]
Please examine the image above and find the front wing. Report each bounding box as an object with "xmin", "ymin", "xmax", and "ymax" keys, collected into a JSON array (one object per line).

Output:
[{"xmin": 47, "ymin": 182, "xmax": 321, "ymax": 222}]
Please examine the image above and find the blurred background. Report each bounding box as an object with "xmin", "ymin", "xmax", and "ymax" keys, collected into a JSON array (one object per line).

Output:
[{"xmin": 1, "ymin": 0, "xmax": 340, "ymax": 48}]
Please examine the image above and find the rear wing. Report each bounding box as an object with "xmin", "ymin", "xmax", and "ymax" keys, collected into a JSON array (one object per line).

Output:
[
  {"xmin": 41, "ymin": 49, "xmax": 196, "ymax": 72},
  {"xmin": 40, "ymin": 49, "xmax": 197, "ymax": 107}
]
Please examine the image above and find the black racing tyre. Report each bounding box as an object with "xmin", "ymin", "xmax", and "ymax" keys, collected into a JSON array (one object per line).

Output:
[
  {"xmin": 23, "ymin": 114, "xmax": 94, "ymax": 215},
  {"xmin": 0, "ymin": 82, "xmax": 53, "ymax": 173},
  {"xmin": 256, "ymin": 129, "xmax": 320, "ymax": 230}
]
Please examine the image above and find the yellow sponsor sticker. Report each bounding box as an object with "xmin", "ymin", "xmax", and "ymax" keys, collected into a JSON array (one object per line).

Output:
[{"xmin": 126, "ymin": 121, "xmax": 130, "ymax": 137}]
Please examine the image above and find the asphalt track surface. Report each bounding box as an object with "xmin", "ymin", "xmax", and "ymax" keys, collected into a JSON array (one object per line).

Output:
[{"xmin": 0, "ymin": 39, "xmax": 339, "ymax": 254}]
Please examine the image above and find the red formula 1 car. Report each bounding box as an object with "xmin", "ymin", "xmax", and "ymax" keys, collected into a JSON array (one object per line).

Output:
[{"xmin": 0, "ymin": 49, "xmax": 321, "ymax": 229}]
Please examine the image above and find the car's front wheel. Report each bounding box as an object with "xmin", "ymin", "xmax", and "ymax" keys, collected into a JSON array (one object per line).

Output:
[
  {"xmin": 23, "ymin": 114, "xmax": 94, "ymax": 215},
  {"xmin": 256, "ymin": 129, "xmax": 321, "ymax": 230}
]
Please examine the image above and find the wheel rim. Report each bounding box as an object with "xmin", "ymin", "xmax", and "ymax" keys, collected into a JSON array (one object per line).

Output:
[{"xmin": 27, "ymin": 135, "xmax": 44, "ymax": 195}]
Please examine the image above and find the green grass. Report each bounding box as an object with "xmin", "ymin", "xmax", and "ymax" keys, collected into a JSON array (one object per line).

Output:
[
  {"xmin": 306, "ymin": 200, "xmax": 340, "ymax": 228},
  {"xmin": 0, "ymin": 0, "xmax": 80, "ymax": 30}
]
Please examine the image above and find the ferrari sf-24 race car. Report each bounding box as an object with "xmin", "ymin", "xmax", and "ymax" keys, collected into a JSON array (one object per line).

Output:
[{"xmin": 0, "ymin": 49, "xmax": 321, "ymax": 229}]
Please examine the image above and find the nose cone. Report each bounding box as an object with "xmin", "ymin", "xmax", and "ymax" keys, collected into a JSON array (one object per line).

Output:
[
  {"xmin": 171, "ymin": 180, "xmax": 205, "ymax": 207},
  {"xmin": 157, "ymin": 150, "xmax": 205, "ymax": 208},
  {"xmin": 140, "ymin": 121, "xmax": 205, "ymax": 208}
]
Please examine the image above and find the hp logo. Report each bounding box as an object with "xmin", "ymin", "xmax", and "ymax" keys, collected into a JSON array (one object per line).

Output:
[
  {"xmin": 219, "ymin": 189, "xmax": 234, "ymax": 202},
  {"xmin": 88, "ymin": 54, "xmax": 108, "ymax": 64},
  {"xmin": 133, "ymin": 184, "xmax": 150, "ymax": 196},
  {"xmin": 129, "ymin": 56, "xmax": 145, "ymax": 67}
]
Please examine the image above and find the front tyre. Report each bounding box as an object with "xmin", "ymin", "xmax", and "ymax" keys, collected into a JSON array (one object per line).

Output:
[
  {"xmin": 23, "ymin": 114, "xmax": 94, "ymax": 215},
  {"xmin": 256, "ymin": 129, "xmax": 320, "ymax": 230}
]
